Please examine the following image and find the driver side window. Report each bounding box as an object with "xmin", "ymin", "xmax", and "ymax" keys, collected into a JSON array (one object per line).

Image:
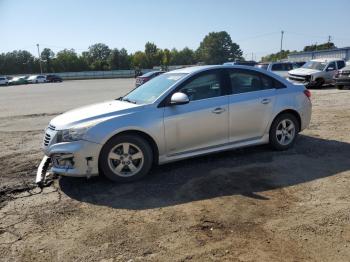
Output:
[
  {"xmin": 178, "ymin": 72, "xmax": 222, "ymax": 101},
  {"xmin": 326, "ymin": 62, "xmax": 336, "ymax": 71}
]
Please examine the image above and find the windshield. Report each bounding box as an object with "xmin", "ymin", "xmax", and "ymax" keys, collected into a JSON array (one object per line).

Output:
[
  {"xmin": 28, "ymin": 76, "xmax": 36, "ymax": 79},
  {"xmin": 302, "ymin": 61, "xmax": 327, "ymax": 71},
  {"xmin": 123, "ymin": 73, "xmax": 187, "ymax": 104}
]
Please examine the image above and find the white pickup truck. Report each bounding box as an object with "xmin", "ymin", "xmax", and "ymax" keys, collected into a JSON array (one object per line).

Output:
[{"xmin": 288, "ymin": 58, "xmax": 346, "ymax": 88}]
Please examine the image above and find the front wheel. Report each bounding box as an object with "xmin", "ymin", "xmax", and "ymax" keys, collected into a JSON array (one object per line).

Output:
[
  {"xmin": 315, "ymin": 78, "xmax": 324, "ymax": 88},
  {"xmin": 337, "ymin": 85, "xmax": 344, "ymax": 90},
  {"xmin": 269, "ymin": 113, "xmax": 299, "ymax": 150},
  {"xmin": 99, "ymin": 134, "xmax": 153, "ymax": 182}
]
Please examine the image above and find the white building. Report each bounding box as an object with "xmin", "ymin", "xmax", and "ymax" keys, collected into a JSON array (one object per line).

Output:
[{"xmin": 288, "ymin": 47, "xmax": 350, "ymax": 62}]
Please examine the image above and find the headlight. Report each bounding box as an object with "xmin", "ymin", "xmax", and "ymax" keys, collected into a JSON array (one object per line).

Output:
[
  {"xmin": 54, "ymin": 118, "xmax": 109, "ymax": 143},
  {"xmin": 56, "ymin": 127, "xmax": 89, "ymax": 142}
]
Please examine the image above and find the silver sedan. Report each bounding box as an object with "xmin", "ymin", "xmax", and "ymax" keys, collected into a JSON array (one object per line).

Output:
[{"xmin": 37, "ymin": 65, "xmax": 312, "ymax": 183}]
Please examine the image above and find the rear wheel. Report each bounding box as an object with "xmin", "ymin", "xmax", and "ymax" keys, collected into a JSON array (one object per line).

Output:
[
  {"xmin": 269, "ymin": 113, "xmax": 299, "ymax": 150},
  {"xmin": 337, "ymin": 85, "xmax": 344, "ymax": 90},
  {"xmin": 99, "ymin": 134, "xmax": 153, "ymax": 182}
]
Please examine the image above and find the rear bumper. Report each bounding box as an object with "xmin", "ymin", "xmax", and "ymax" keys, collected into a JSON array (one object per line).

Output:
[{"xmin": 300, "ymin": 99, "xmax": 312, "ymax": 131}]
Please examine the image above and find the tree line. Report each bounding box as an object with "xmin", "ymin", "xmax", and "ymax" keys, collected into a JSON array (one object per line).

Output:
[{"xmin": 0, "ymin": 31, "xmax": 243, "ymax": 75}]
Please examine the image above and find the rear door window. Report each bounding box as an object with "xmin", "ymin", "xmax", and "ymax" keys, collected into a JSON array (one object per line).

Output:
[
  {"xmin": 337, "ymin": 61, "xmax": 345, "ymax": 70},
  {"xmin": 228, "ymin": 69, "xmax": 285, "ymax": 94}
]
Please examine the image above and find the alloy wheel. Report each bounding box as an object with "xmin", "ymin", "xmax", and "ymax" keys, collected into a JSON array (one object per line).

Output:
[
  {"xmin": 107, "ymin": 142, "xmax": 144, "ymax": 177},
  {"xmin": 276, "ymin": 119, "xmax": 296, "ymax": 146}
]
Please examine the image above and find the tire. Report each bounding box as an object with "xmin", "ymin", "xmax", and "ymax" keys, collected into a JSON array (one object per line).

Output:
[
  {"xmin": 269, "ymin": 113, "xmax": 300, "ymax": 151},
  {"xmin": 315, "ymin": 78, "xmax": 324, "ymax": 88},
  {"xmin": 99, "ymin": 134, "xmax": 153, "ymax": 182},
  {"xmin": 337, "ymin": 85, "xmax": 344, "ymax": 90}
]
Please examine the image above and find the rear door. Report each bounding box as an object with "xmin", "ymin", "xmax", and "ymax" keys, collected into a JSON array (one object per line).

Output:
[
  {"xmin": 163, "ymin": 69, "xmax": 229, "ymax": 155},
  {"xmin": 226, "ymin": 69, "xmax": 278, "ymax": 142}
]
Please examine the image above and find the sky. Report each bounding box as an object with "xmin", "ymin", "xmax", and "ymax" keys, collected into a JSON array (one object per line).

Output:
[{"xmin": 1, "ymin": 0, "xmax": 350, "ymax": 60}]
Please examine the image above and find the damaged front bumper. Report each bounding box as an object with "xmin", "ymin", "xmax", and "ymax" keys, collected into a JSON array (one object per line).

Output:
[{"xmin": 36, "ymin": 140, "xmax": 102, "ymax": 184}]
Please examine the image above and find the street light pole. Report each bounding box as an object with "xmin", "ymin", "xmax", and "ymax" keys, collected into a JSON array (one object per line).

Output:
[
  {"xmin": 37, "ymin": 43, "xmax": 43, "ymax": 74},
  {"xmin": 280, "ymin": 30, "xmax": 284, "ymax": 52}
]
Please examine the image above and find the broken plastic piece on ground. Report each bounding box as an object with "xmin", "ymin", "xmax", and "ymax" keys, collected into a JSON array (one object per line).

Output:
[{"xmin": 36, "ymin": 156, "xmax": 52, "ymax": 187}]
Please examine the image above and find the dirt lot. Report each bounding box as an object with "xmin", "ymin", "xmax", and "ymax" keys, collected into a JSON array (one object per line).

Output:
[{"xmin": 1, "ymin": 80, "xmax": 350, "ymax": 262}]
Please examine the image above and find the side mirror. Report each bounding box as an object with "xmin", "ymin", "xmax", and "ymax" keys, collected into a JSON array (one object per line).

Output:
[{"xmin": 170, "ymin": 92, "xmax": 189, "ymax": 105}]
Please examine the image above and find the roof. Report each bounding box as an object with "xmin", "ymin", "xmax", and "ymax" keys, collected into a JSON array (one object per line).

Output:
[
  {"xmin": 310, "ymin": 58, "xmax": 343, "ymax": 62},
  {"xmin": 169, "ymin": 65, "xmax": 260, "ymax": 74},
  {"xmin": 165, "ymin": 64, "xmax": 290, "ymax": 85},
  {"xmin": 169, "ymin": 65, "xmax": 217, "ymax": 74}
]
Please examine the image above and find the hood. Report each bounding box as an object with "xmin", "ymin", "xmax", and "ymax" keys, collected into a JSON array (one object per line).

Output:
[
  {"xmin": 289, "ymin": 68, "xmax": 321, "ymax": 76},
  {"xmin": 50, "ymin": 100, "xmax": 141, "ymax": 130}
]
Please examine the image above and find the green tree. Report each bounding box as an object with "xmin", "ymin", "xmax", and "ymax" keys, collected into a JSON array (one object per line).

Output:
[
  {"xmin": 260, "ymin": 50, "xmax": 298, "ymax": 62},
  {"xmin": 109, "ymin": 48, "xmax": 121, "ymax": 70},
  {"xmin": 41, "ymin": 48, "xmax": 55, "ymax": 73},
  {"xmin": 144, "ymin": 42, "xmax": 161, "ymax": 68},
  {"xmin": 119, "ymin": 48, "xmax": 131, "ymax": 69},
  {"xmin": 0, "ymin": 50, "xmax": 37, "ymax": 74},
  {"xmin": 303, "ymin": 42, "xmax": 336, "ymax": 52},
  {"xmin": 196, "ymin": 31, "xmax": 243, "ymax": 64},
  {"xmin": 87, "ymin": 43, "xmax": 111, "ymax": 70},
  {"xmin": 54, "ymin": 49, "xmax": 88, "ymax": 72},
  {"xmin": 132, "ymin": 51, "xmax": 147, "ymax": 69},
  {"xmin": 161, "ymin": 48, "xmax": 171, "ymax": 69},
  {"xmin": 172, "ymin": 47, "xmax": 196, "ymax": 65}
]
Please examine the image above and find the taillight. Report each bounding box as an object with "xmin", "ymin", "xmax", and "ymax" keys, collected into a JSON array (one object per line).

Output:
[{"xmin": 304, "ymin": 89, "xmax": 311, "ymax": 99}]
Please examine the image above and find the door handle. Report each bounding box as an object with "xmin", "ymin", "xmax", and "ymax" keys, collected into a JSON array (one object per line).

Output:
[
  {"xmin": 212, "ymin": 107, "xmax": 226, "ymax": 114},
  {"xmin": 261, "ymin": 99, "xmax": 271, "ymax": 104}
]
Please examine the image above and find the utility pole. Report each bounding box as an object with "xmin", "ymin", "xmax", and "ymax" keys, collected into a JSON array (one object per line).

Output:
[
  {"xmin": 280, "ymin": 30, "xmax": 284, "ymax": 52},
  {"xmin": 36, "ymin": 43, "xmax": 43, "ymax": 74},
  {"xmin": 328, "ymin": 35, "xmax": 332, "ymax": 43},
  {"xmin": 251, "ymin": 52, "xmax": 254, "ymax": 61}
]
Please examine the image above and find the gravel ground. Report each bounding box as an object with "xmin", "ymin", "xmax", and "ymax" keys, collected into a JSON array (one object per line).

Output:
[{"xmin": 0, "ymin": 80, "xmax": 350, "ymax": 262}]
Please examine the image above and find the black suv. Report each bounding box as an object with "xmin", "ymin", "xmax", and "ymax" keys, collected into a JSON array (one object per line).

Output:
[{"xmin": 46, "ymin": 74, "xmax": 63, "ymax": 82}]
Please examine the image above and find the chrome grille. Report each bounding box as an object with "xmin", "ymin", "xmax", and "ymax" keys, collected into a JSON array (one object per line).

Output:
[
  {"xmin": 44, "ymin": 133, "xmax": 51, "ymax": 146},
  {"xmin": 48, "ymin": 124, "xmax": 56, "ymax": 131}
]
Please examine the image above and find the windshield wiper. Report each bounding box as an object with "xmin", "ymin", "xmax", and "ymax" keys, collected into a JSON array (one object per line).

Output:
[{"xmin": 121, "ymin": 97, "xmax": 137, "ymax": 104}]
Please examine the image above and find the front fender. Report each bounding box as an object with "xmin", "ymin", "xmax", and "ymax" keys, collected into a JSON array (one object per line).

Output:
[{"xmin": 85, "ymin": 107, "xmax": 165, "ymax": 155}]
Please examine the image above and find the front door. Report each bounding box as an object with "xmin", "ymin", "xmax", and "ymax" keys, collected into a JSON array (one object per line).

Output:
[{"xmin": 163, "ymin": 70, "xmax": 229, "ymax": 156}]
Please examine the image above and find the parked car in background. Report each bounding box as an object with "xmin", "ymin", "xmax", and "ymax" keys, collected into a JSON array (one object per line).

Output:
[
  {"xmin": 27, "ymin": 75, "xmax": 47, "ymax": 83},
  {"xmin": 288, "ymin": 59, "xmax": 346, "ymax": 88},
  {"xmin": 0, "ymin": 76, "xmax": 9, "ymax": 85},
  {"xmin": 8, "ymin": 76, "xmax": 28, "ymax": 85},
  {"xmin": 255, "ymin": 62, "xmax": 296, "ymax": 78},
  {"xmin": 223, "ymin": 61, "xmax": 257, "ymax": 66},
  {"xmin": 135, "ymin": 70, "xmax": 165, "ymax": 87},
  {"xmin": 334, "ymin": 64, "xmax": 350, "ymax": 89},
  {"xmin": 37, "ymin": 65, "xmax": 311, "ymax": 184},
  {"xmin": 46, "ymin": 74, "xmax": 63, "ymax": 82}
]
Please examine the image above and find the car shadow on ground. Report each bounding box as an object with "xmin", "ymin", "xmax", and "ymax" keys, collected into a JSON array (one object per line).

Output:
[{"xmin": 60, "ymin": 135, "xmax": 350, "ymax": 210}]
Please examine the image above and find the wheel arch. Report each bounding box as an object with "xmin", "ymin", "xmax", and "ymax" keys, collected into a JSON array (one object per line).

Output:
[
  {"xmin": 270, "ymin": 109, "xmax": 302, "ymax": 133},
  {"xmin": 99, "ymin": 129, "xmax": 159, "ymax": 166}
]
